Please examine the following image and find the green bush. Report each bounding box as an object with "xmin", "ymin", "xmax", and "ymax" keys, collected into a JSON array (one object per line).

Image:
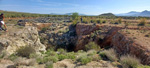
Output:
[
  {"xmin": 72, "ymin": 13, "xmax": 79, "ymax": 20},
  {"xmin": 58, "ymin": 54, "xmax": 67, "ymax": 61},
  {"xmin": 120, "ymin": 55, "xmax": 141, "ymax": 68},
  {"xmin": 57, "ymin": 48, "xmax": 66, "ymax": 54},
  {"xmin": 66, "ymin": 52, "xmax": 76, "ymax": 61},
  {"xmin": 78, "ymin": 56, "xmax": 92, "ymax": 64},
  {"xmin": 37, "ymin": 56, "xmax": 58, "ymax": 64},
  {"xmin": 45, "ymin": 51, "xmax": 57, "ymax": 56},
  {"xmin": 16, "ymin": 46, "xmax": 36, "ymax": 58},
  {"xmin": 41, "ymin": 27, "xmax": 48, "ymax": 33},
  {"xmin": 58, "ymin": 52, "xmax": 76, "ymax": 61},
  {"xmin": 87, "ymin": 50, "xmax": 101, "ymax": 61},
  {"xmin": 85, "ymin": 42, "xmax": 100, "ymax": 51},
  {"xmin": 72, "ymin": 20, "xmax": 78, "ymax": 26},
  {"xmin": 102, "ymin": 48, "xmax": 118, "ymax": 61}
]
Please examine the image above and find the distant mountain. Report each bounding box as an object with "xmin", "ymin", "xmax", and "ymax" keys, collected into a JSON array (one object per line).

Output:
[
  {"xmin": 64, "ymin": 13, "xmax": 87, "ymax": 16},
  {"xmin": 49, "ymin": 13, "xmax": 88, "ymax": 16},
  {"xmin": 116, "ymin": 10, "xmax": 150, "ymax": 17},
  {"xmin": 99, "ymin": 13, "xmax": 115, "ymax": 16}
]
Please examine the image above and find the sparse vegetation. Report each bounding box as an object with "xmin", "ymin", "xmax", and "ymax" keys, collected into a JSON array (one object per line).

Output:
[
  {"xmin": 102, "ymin": 48, "xmax": 118, "ymax": 61},
  {"xmin": 120, "ymin": 55, "xmax": 141, "ymax": 68},
  {"xmin": 1, "ymin": 9, "xmax": 150, "ymax": 68},
  {"xmin": 16, "ymin": 46, "xmax": 36, "ymax": 58},
  {"xmin": 138, "ymin": 18, "xmax": 147, "ymax": 26},
  {"xmin": 85, "ymin": 42, "xmax": 100, "ymax": 51},
  {"xmin": 77, "ymin": 56, "xmax": 92, "ymax": 64}
]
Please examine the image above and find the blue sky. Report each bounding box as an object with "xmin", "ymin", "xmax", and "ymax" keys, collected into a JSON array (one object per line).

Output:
[{"xmin": 0, "ymin": 0, "xmax": 150, "ymax": 15}]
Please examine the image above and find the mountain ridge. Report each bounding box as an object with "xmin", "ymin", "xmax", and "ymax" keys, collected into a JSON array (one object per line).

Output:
[{"xmin": 116, "ymin": 10, "xmax": 150, "ymax": 17}]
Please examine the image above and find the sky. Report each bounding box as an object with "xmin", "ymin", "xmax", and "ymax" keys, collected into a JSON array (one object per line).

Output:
[{"xmin": 0, "ymin": 0, "xmax": 150, "ymax": 15}]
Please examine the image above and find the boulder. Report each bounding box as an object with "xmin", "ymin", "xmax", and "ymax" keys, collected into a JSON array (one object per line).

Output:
[{"xmin": 0, "ymin": 26, "xmax": 46, "ymax": 55}]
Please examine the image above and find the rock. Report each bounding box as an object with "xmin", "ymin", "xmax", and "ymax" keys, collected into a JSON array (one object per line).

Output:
[
  {"xmin": 53, "ymin": 59, "xmax": 75, "ymax": 68},
  {"xmin": 112, "ymin": 32, "xmax": 150, "ymax": 65},
  {"xmin": 101, "ymin": 27, "xmax": 120, "ymax": 48},
  {"xmin": 0, "ymin": 26, "xmax": 46, "ymax": 55},
  {"xmin": 76, "ymin": 61, "xmax": 116, "ymax": 68},
  {"xmin": 101, "ymin": 27, "xmax": 150, "ymax": 65},
  {"xmin": 0, "ymin": 59, "xmax": 14, "ymax": 68},
  {"xmin": 33, "ymin": 23, "xmax": 52, "ymax": 30},
  {"xmin": 74, "ymin": 24, "xmax": 101, "ymax": 51}
]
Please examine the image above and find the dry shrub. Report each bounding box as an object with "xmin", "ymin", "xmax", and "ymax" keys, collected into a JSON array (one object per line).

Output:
[
  {"xmin": 138, "ymin": 18, "xmax": 147, "ymax": 26},
  {"xmin": 14, "ymin": 57, "xmax": 37, "ymax": 66},
  {"xmin": 16, "ymin": 45, "xmax": 36, "ymax": 58},
  {"xmin": 120, "ymin": 55, "xmax": 141, "ymax": 68},
  {"xmin": 102, "ymin": 48, "xmax": 118, "ymax": 61}
]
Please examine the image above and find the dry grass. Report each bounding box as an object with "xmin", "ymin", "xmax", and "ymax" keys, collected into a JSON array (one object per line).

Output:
[
  {"xmin": 120, "ymin": 55, "xmax": 141, "ymax": 68},
  {"xmin": 102, "ymin": 48, "xmax": 118, "ymax": 62}
]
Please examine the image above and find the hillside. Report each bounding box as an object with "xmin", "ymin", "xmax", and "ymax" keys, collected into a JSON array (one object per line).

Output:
[
  {"xmin": 116, "ymin": 10, "xmax": 150, "ymax": 17},
  {"xmin": 99, "ymin": 13, "xmax": 115, "ymax": 16},
  {"xmin": 0, "ymin": 10, "xmax": 69, "ymax": 18}
]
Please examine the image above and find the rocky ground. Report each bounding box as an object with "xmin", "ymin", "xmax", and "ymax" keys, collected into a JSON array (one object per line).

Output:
[{"xmin": 0, "ymin": 18, "xmax": 150, "ymax": 68}]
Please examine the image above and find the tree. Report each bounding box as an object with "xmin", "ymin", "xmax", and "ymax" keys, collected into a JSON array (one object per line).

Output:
[{"xmin": 72, "ymin": 13, "xmax": 79, "ymax": 20}]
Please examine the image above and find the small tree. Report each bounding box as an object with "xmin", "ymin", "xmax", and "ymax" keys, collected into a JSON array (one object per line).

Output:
[
  {"xmin": 72, "ymin": 13, "xmax": 79, "ymax": 20},
  {"xmin": 118, "ymin": 18, "xmax": 122, "ymax": 24}
]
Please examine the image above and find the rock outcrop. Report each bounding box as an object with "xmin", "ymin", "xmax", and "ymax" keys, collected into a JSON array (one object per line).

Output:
[
  {"xmin": 74, "ymin": 23, "xmax": 150, "ymax": 65},
  {"xmin": 112, "ymin": 32, "xmax": 150, "ymax": 65},
  {"xmin": 0, "ymin": 26, "xmax": 46, "ymax": 55},
  {"xmin": 74, "ymin": 24, "xmax": 101, "ymax": 51},
  {"xmin": 101, "ymin": 27, "xmax": 150, "ymax": 65}
]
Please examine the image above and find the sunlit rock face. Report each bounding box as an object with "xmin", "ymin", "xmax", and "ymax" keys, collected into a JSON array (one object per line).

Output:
[{"xmin": 0, "ymin": 26, "xmax": 46, "ymax": 55}]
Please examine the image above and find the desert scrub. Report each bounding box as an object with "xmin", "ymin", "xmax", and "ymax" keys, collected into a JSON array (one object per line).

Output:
[
  {"xmin": 66, "ymin": 52, "xmax": 76, "ymax": 61},
  {"xmin": 45, "ymin": 50, "xmax": 57, "ymax": 56},
  {"xmin": 117, "ymin": 18, "xmax": 122, "ymax": 24},
  {"xmin": 29, "ymin": 53, "xmax": 39, "ymax": 59},
  {"xmin": 85, "ymin": 42, "xmax": 100, "ymax": 51},
  {"xmin": 58, "ymin": 52, "xmax": 76, "ymax": 61},
  {"xmin": 102, "ymin": 48, "xmax": 118, "ymax": 61},
  {"xmin": 102, "ymin": 20, "xmax": 106, "ymax": 23},
  {"xmin": 58, "ymin": 54, "xmax": 67, "ymax": 61},
  {"xmin": 77, "ymin": 56, "xmax": 92, "ymax": 65},
  {"xmin": 41, "ymin": 27, "xmax": 48, "ymax": 33},
  {"xmin": 90, "ymin": 54, "xmax": 101, "ymax": 61},
  {"xmin": 137, "ymin": 65, "xmax": 150, "ymax": 68},
  {"xmin": 16, "ymin": 45, "xmax": 36, "ymax": 58},
  {"xmin": 0, "ymin": 50, "xmax": 6, "ymax": 59},
  {"xmin": 120, "ymin": 55, "xmax": 141, "ymax": 68},
  {"xmin": 99, "ymin": 52, "xmax": 107, "ymax": 59},
  {"xmin": 138, "ymin": 18, "xmax": 147, "ymax": 26},
  {"xmin": 45, "ymin": 62, "xmax": 53, "ymax": 68},
  {"xmin": 96, "ymin": 19, "xmax": 102, "ymax": 24},
  {"xmin": 57, "ymin": 48, "xmax": 66, "ymax": 54},
  {"xmin": 37, "ymin": 56, "xmax": 58, "ymax": 64},
  {"xmin": 8, "ymin": 54, "xmax": 19, "ymax": 61}
]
